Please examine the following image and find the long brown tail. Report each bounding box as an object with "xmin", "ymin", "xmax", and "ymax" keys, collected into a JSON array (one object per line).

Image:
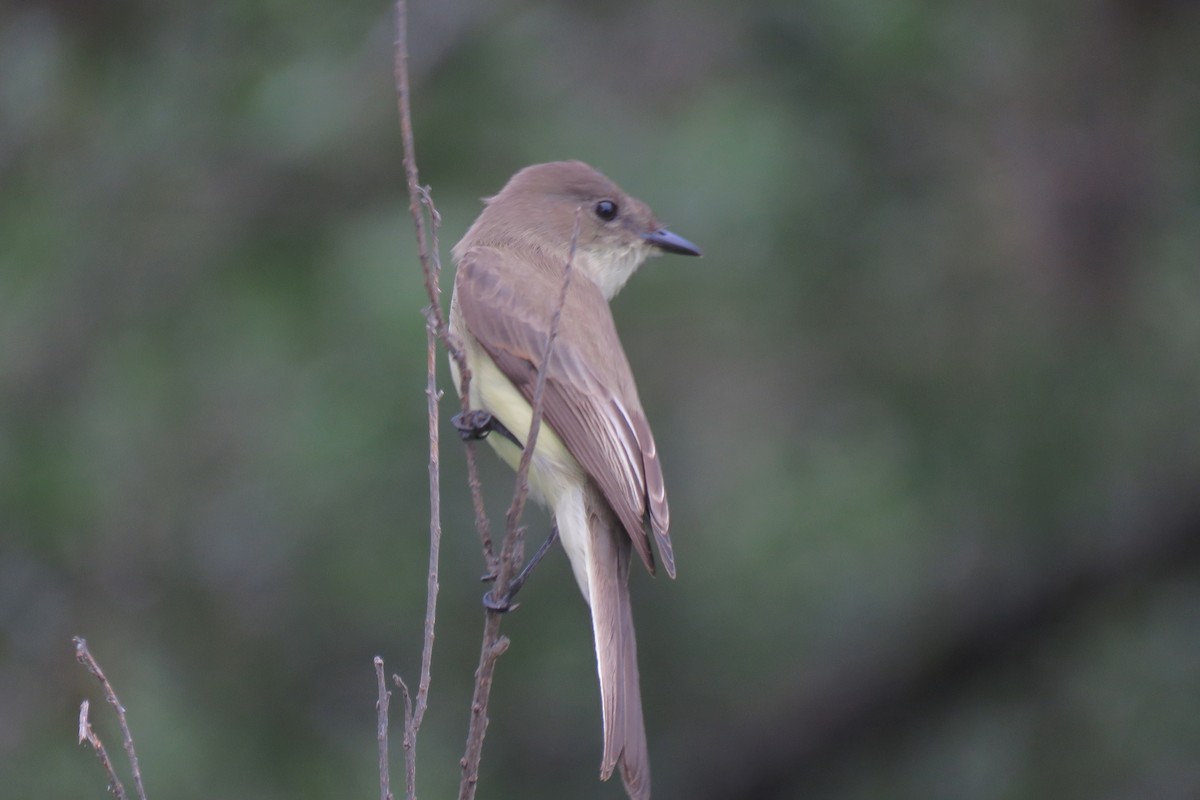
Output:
[{"xmin": 586, "ymin": 488, "xmax": 650, "ymax": 800}]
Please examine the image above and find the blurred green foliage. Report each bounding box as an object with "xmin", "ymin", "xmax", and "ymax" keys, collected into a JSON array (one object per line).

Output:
[{"xmin": 3, "ymin": 1, "xmax": 1199, "ymax": 798}]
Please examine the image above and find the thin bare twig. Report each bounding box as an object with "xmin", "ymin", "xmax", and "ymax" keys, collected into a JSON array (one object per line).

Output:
[
  {"xmin": 391, "ymin": 3, "xmax": 449, "ymax": 796},
  {"xmin": 395, "ymin": 674, "xmax": 417, "ymax": 800},
  {"xmin": 393, "ymin": 0, "xmax": 493, "ymax": 574},
  {"xmin": 73, "ymin": 637, "xmax": 147, "ymax": 800},
  {"xmin": 416, "ymin": 187, "xmax": 443, "ymax": 737},
  {"xmin": 375, "ymin": 658, "xmax": 395, "ymax": 800},
  {"xmin": 394, "ymin": 7, "xmax": 447, "ymax": 715},
  {"xmin": 77, "ymin": 699, "xmax": 128, "ymax": 800},
  {"xmin": 393, "ymin": 0, "xmax": 430, "ymax": 294},
  {"xmin": 463, "ymin": 419, "xmax": 497, "ymax": 571},
  {"xmin": 391, "ymin": 3, "xmax": 503, "ymax": 797},
  {"xmin": 457, "ymin": 212, "xmax": 582, "ymax": 800},
  {"xmin": 495, "ymin": 208, "xmax": 581, "ymax": 595},
  {"xmin": 393, "ymin": 5, "xmax": 579, "ymax": 797}
]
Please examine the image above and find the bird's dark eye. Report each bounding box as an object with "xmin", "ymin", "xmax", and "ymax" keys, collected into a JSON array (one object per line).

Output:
[{"xmin": 594, "ymin": 200, "xmax": 618, "ymax": 221}]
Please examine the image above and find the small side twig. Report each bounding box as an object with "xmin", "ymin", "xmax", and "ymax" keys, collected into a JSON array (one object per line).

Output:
[
  {"xmin": 375, "ymin": 658, "xmax": 395, "ymax": 800},
  {"xmin": 395, "ymin": 674, "xmax": 416, "ymax": 800},
  {"xmin": 74, "ymin": 636, "xmax": 147, "ymax": 800},
  {"xmin": 77, "ymin": 700, "xmax": 128, "ymax": 800},
  {"xmin": 457, "ymin": 211, "xmax": 581, "ymax": 800},
  {"xmin": 74, "ymin": 638, "xmax": 147, "ymax": 800},
  {"xmin": 495, "ymin": 207, "xmax": 581, "ymax": 595}
]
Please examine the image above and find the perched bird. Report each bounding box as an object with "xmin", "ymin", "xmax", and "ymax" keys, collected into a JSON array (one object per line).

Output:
[{"xmin": 449, "ymin": 161, "xmax": 700, "ymax": 799}]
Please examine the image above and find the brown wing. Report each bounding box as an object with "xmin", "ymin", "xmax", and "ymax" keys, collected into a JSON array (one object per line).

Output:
[{"xmin": 455, "ymin": 246, "xmax": 675, "ymax": 578}]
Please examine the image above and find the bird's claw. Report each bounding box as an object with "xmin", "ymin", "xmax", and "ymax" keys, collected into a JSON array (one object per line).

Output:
[{"xmin": 451, "ymin": 410, "xmax": 523, "ymax": 448}]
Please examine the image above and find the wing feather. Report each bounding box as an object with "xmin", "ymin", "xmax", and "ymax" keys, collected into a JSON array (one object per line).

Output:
[{"xmin": 455, "ymin": 246, "xmax": 673, "ymax": 577}]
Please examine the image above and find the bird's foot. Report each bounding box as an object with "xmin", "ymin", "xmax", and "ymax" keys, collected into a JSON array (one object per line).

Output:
[
  {"xmin": 451, "ymin": 410, "xmax": 523, "ymax": 448},
  {"xmin": 482, "ymin": 589, "xmax": 520, "ymax": 613},
  {"xmin": 478, "ymin": 525, "xmax": 560, "ymax": 615}
]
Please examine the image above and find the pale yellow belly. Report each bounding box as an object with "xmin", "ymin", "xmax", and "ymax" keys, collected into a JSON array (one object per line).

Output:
[{"xmin": 448, "ymin": 313, "xmax": 586, "ymax": 510}]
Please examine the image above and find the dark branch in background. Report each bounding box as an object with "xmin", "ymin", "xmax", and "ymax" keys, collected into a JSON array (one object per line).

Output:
[
  {"xmin": 458, "ymin": 213, "xmax": 580, "ymax": 800},
  {"xmin": 74, "ymin": 637, "xmax": 148, "ymax": 800},
  {"xmin": 683, "ymin": 500, "xmax": 1200, "ymax": 800}
]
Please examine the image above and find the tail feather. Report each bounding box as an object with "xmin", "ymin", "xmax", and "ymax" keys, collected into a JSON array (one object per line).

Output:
[{"xmin": 586, "ymin": 489, "xmax": 651, "ymax": 800}]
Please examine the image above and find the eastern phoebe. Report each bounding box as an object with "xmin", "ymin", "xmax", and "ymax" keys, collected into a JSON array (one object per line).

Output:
[{"xmin": 449, "ymin": 161, "xmax": 700, "ymax": 799}]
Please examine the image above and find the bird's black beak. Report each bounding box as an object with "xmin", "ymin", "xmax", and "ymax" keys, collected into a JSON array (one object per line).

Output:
[{"xmin": 643, "ymin": 227, "xmax": 702, "ymax": 257}]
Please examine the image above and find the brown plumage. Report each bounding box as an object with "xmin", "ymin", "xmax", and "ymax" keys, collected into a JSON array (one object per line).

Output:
[
  {"xmin": 454, "ymin": 244, "xmax": 673, "ymax": 577},
  {"xmin": 449, "ymin": 161, "xmax": 700, "ymax": 799}
]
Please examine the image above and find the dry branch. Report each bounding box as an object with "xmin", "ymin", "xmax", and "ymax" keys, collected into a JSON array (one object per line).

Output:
[
  {"xmin": 396, "ymin": 674, "xmax": 417, "ymax": 800},
  {"xmin": 457, "ymin": 213, "xmax": 581, "ymax": 800},
  {"xmin": 389, "ymin": 3, "xmax": 453, "ymax": 797},
  {"xmin": 393, "ymin": 4, "xmax": 448, "ymax": 736},
  {"xmin": 391, "ymin": 4, "xmax": 582, "ymax": 798},
  {"xmin": 73, "ymin": 637, "xmax": 147, "ymax": 800},
  {"xmin": 77, "ymin": 700, "xmax": 128, "ymax": 800},
  {"xmin": 375, "ymin": 658, "xmax": 396, "ymax": 800},
  {"xmin": 390, "ymin": 1, "xmax": 499, "ymax": 797}
]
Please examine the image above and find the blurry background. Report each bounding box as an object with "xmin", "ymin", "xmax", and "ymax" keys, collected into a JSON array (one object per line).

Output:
[{"xmin": 3, "ymin": 0, "xmax": 1200, "ymax": 798}]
